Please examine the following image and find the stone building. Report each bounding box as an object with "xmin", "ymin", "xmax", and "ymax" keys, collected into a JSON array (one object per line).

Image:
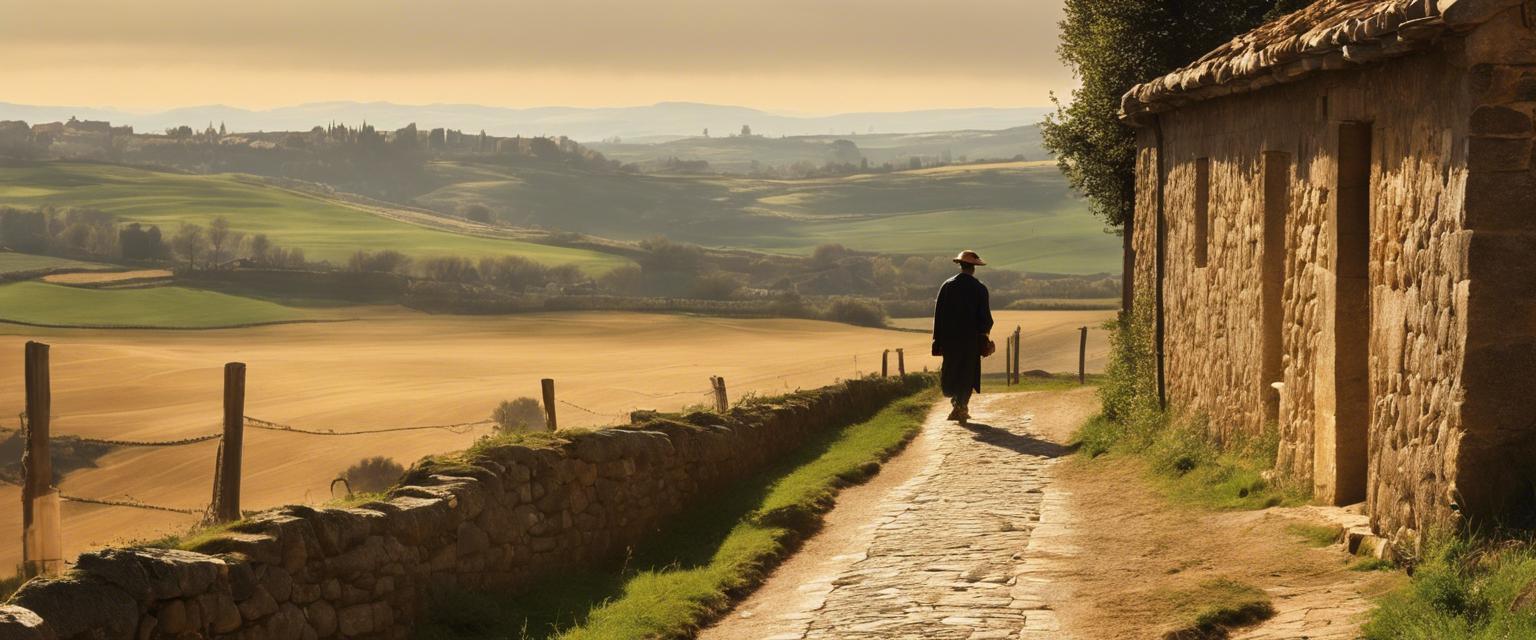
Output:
[{"xmin": 1120, "ymin": 0, "xmax": 1535, "ymax": 541}]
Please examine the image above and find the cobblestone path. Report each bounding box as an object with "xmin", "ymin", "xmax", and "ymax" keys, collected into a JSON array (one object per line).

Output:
[{"xmin": 711, "ymin": 394, "xmax": 1070, "ymax": 639}]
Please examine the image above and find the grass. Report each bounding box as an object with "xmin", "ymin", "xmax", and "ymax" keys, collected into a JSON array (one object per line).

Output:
[
  {"xmin": 1160, "ymin": 578, "xmax": 1276, "ymax": 639},
  {"xmin": 1285, "ymin": 522, "xmax": 1344, "ymax": 548},
  {"xmin": 0, "ymin": 573, "xmax": 25, "ymax": 601},
  {"xmin": 0, "ymin": 162, "xmax": 629, "ymax": 273},
  {"xmin": 414, "ymin": 389, "xmax": 936, "ymax": 639},
  {"xmin": 0, "ymin": 281, "xmax": 317, "ymax": 328},
  {"xmin": 0, "ymin": 251, "xmax": 112, "ymax": 275},
  {"xmin": 981, "ymin": 371, "xmax": 1106, "ymax": 393},
  {"xmin": 1075, "ymin": 412, "xmax": 1307, "ymax": 511},
  {"xmin": 1363, "ymin": 535, "xmax": 1536, "ymax": 639},
  {"xmin": 416, "ymin": 160, "xmax": 1119, "ymax": 275}
]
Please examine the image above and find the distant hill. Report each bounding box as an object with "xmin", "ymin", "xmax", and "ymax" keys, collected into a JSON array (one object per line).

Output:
[
  {"xmin": 590, "ymin": 126, "xmax": 1048, "ymax": 174},
  {"xmin": 413, "ymin": 160, "xmax": 1119, "ymax": 275},
  {"xmin": 0, "ymin": 101, "xmax": 1051, "ymax": 142}
]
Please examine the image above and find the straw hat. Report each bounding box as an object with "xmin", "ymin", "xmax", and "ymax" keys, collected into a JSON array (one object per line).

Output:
[{"xmin": 952, "ymin": 250, "xmax": 987, "ymax": 266}]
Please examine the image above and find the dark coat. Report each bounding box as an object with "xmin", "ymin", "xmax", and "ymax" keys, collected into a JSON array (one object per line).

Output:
[{"xmin": 932, "ymin": 272, "xmax": 994, "ymax": 397}]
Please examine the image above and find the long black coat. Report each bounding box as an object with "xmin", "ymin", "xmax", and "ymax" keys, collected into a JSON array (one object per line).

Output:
[{"xmin": 932, "ymin": 272, "xmax": 994, "ymax": 397}]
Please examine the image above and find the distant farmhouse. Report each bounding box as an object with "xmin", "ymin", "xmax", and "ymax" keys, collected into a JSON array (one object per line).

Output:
[{"xmin": 1121, "ymin": 0, "xmax": 1535, "ymax": 542}]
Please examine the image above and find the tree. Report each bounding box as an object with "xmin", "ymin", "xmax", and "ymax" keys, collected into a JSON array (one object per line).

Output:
[
  {"xmin": 171, "ymin": 223, "xmax": 207, "ymax": 270},
  {"xmin": 740, "ymin": 124, "xmax": 752, "ymax": 137},
  {"xmin": 249, "ymin": 233, "xmax": 271, "ymax": 264},
  {"xmin": 347, "ymin": 250, "xmax": 412, "ymax": 274},
  {"xmin": 208, "ymin": 216, "xmax": 231, "ymax": 266},
  {"xmin": 1041, "ymin": 0, "xmax": 1309, "ymax": 229}
]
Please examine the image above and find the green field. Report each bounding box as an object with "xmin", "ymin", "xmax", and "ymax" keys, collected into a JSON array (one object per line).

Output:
[
  {"xmin": 0, "ymin": 252, "xmax": 111, "ymax": 275},
  {"xmin": 416, "ymin": 160, "xmax": 1118, "ymax": 275},
  {"xmin": 0, "ymin": 163, "xmax": 629, "ymax": 273},
  {"xmin": 0, "ymin": 281, "xmax": 316, "ymax": 328}
]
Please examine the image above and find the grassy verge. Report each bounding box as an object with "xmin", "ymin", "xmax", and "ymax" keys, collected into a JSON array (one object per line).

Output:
[
  {"xmin": 1363, "ymin": 535, "xmax": 1536, "ymax": 638},
  {"xmin": 1160, "ymin": 578, "xmax": 1275, "ymax": 639},
  {"xmin": 981, "ymin": 371, "xmax": 1106, "ymax": 393},
  {"xmin": 414, "ymin": 389, "xmax": 936, "ymax": 639},
  {"xmin": 1285, "ymin": 522, "xmax": 1344, "ymax": 548},
  {"xmin": 1072, "ymin": 311, "xmax": 1305, "ymax": 511},
  {"xmin": 1074, "ymin": 412, "xmax": 1305, "ymax": 511}
]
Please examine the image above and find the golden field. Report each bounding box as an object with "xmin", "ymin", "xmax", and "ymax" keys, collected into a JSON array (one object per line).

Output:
[{"xmin": 0, "ymin": 307, "xmax": 1112, "ymax": 571}]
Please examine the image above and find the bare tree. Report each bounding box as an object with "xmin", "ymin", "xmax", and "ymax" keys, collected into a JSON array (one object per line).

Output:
[
  {"xmin": 208, "ymin": 217, "xmax": 231, "ymax": 266},
  {"xmin": 170, "ymin": 223, "xmax": 207, "ymax": 270}
]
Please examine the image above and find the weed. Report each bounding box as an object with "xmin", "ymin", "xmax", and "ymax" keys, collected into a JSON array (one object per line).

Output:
[
  {"xmin": 1286, "ymin": 523, "xmax": 1343, "ymax": 548},
  {"xmin": 1363, "ymin": 533, "xmax": 1536, "ymax": 638},
  {"xmin": 1161, "ymin": 578, "xmax": 1275, "ymax": 639}
]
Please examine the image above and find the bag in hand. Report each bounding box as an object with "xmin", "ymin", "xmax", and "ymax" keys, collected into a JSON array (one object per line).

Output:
[{"xmin": 980, "ymin": 336, "xmax": 996, "ymax": 358}]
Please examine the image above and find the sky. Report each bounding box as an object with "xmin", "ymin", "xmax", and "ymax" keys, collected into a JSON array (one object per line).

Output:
[{"xmin": 0, "ymin": 0, "xmax": 1074, "ymax": 113}]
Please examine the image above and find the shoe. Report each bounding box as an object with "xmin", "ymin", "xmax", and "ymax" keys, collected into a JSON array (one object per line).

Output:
[
  {"xmin": 957, "ymin": 411, "xmax": 970, "ymax": 425},
  {"xmin": 947, "ymin": 408, "xmax": 963, "ymax": 421}
]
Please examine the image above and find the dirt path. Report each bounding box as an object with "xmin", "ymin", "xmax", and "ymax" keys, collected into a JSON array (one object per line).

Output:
[{"xmin": 701, "ymin": 388, "xmax": 1400, "ymax": 639}]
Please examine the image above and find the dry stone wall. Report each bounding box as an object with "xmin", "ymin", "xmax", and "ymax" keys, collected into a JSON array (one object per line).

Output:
[{"xmin": 0, "ymin": 375, "xmax": 929, "ymax": 640}]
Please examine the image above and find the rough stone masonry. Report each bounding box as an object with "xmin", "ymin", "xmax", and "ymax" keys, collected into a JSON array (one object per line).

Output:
[
  {"xmin": 1121, "ymin": 0, "xmax": 1536, "ymax": 544},
  {"xmin": 0, "ymin": 376, "xmax": 929, "ymax": 639}
]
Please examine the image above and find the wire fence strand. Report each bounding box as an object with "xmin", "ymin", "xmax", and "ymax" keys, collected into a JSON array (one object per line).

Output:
[{"xmin": 243, "ymin": 416, "xmax": 494, "ymax": 436}]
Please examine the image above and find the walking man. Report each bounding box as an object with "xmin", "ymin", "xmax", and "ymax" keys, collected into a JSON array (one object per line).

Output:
[{"xmin": 932, "ymin": 250, "xmax": 994, "ymax": 423}]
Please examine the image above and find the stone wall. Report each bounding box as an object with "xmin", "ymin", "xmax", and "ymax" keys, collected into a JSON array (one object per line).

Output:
[
  {"xmin": 1130, "ymin": 36, "xmax": 1481, "ymax": 538},
  {"xmin": 0, "ymin": 375, "xmax": 930, "ymax": 640},
  {"xmin": 1457, "ymin": 15, "xmax": 1536, "ymax": 531}
]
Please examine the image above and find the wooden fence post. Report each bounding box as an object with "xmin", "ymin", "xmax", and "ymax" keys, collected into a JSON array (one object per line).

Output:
[
  {"xmin": 896, "ymin": 348, "xmax": 905, "ymax": 376},
  {"xmin": 1003, "ymin": 334, "xmax": 1014, "ymax": 386},
  {"xmin": 711, "ymin": 376, "xmax": 729, "ymax": 413},
  {"xmin": 541, "ymin": 379, "xmax": 558, "ymax": 431},
  {"xmin": 881, "ymin": 350, "xmax": 889, "ymax": 378},
  {"xmin": 212, "ymin": 362, "xmax": 246, "ymax": 523},
  {"xmin": 1079, "ymin": 326, "xmax": 1089, "ymax": 385},
  {"xmin": 1013, "ymin": 327, "xmax": 1022, "ymax": 384},
  {"xmin": 22, "ymin": 341, "xmax": 60, "ymax": 577}
]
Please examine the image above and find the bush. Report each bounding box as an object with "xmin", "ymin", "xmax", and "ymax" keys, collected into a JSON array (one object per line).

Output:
[
  {"xmin": 340, "ymin": 456, "xmax": 405, "ymax": 494},
  {"xmin": 823, "ymin": 297, "xmax": 887, "ymax": 327},
  {"xmin": 1364, "ymin": 534, "xmax": 1536, "ymax": 639},
  {"xmin": 493, "ymin": 397, "xmax": 547, "ymax": 433},
  {"xmin": 689, "ymin": 271, "xmax": 743, "ymax": 300}
]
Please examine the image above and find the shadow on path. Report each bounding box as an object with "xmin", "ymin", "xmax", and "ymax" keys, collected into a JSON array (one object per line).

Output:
[{"xmin": 959, "ymin": 421, "xmax": 1076, "ymax": 458}]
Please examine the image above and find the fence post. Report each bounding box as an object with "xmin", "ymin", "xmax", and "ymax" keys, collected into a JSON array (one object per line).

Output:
[
  {"xmin": 541, "ymin": 379, "xmax": 558, "ymax": 431},
  {"xmin": 212, "ymin": 362, "xmax": 246, "ymax": 523},
  {"xmin": 1003, "ymin": 334, "xmax": 1013, "ymax": 386},
  {"xmin": 882, "ymin": 350, "xmax": 889, "ymax": 378},
  {"xmin": 712, "ymin": 376, "xmax": 730, "ymax": 413},
  {"xmin": 22, "ymin": 341, "xmax": 60, "ymax": 578},
  {"xmin": 896, "ymin": 348, "xmax": 905, "ymax": 376},
  {"xmin": 1013, "ymin": 327, "xmax": 1022, "ymax": 384},
  {"xmin": 1079, "ymin": 326, "xmax": 1089, "ymax": 385}
]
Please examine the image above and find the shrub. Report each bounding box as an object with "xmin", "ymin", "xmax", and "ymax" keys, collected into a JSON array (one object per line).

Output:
[
  {"xmin": 824, "ymin": 297, "xmax": 887, "ymax": 327},
  {"xmin": 689, "ymin": 271, "xmax": 743, "ymax": 300},
  {"xmin": 492, "ymin": 397, "xmax": 547, "ymax": 433},
  {"xmin": 340, "ymin": 456, "xmax": 405, "ymax": 494}
]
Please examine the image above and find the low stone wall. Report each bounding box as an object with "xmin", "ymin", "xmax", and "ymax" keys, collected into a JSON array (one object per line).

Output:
[{"xmin": 0, "ymin": 375, "xmax": 930, "ymax": 640}]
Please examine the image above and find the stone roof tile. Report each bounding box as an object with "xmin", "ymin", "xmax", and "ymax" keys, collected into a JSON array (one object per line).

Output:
[{"xmin": 1121, "ymin": 0, "xmax": 1523, "ymax": 120}]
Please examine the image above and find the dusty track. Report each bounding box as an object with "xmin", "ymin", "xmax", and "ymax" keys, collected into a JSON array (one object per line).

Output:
[
  {"xmin": 0, "ymin": 308, "xmax": 1112, "ymax": 573},
  {"xmin": 703, "ymin": 388, "xmax": 1398, "ymax": 639}
]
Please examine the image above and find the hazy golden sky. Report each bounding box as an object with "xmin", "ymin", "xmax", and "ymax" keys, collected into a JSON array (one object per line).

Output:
[{"xmin": 0, "ymin": 0, "xmax": 1072, "ymax": 112}]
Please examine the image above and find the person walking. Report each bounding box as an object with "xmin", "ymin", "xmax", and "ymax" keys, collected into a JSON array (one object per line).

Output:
[{"xmin": 932, "ymin": 250, "xmax": 994, "ymax": 423}]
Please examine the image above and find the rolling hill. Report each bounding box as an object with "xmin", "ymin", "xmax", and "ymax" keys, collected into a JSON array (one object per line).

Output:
[
  {"xmin": 0, "ymin": 162, "xmax": 630, "ymax": 273},
  {"xmin": 589, "ymin": 126, "xmax": 1048, "ymax": 174},
  {"xmin": 414, "ymin": 160, "xmax": 1118, "ymax": 275}
]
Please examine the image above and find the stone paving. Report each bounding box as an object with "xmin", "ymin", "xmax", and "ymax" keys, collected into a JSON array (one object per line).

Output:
[{"xmin": 757, "ymin": 395, "xmax": 1069, "ymax": 640}]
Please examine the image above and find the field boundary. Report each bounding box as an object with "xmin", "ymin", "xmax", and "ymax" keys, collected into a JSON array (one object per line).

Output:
[{"xmin": 0, "ymin": 317, "xmax": 357, "ymax": 331}]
